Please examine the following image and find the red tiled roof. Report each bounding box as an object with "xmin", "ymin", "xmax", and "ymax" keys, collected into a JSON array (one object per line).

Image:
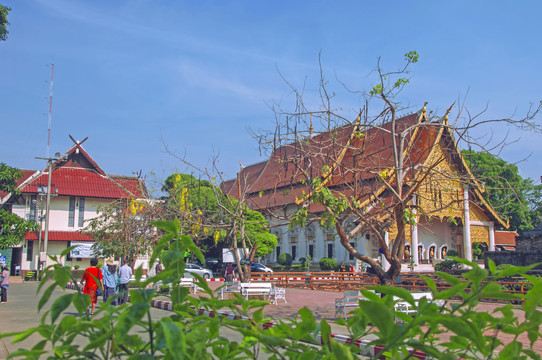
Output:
[
  {"xmin": 26, "ymin": 231, "xmax": 95, "ymax": 242},
  {"xmin": 20, "ymin": 168, "xmax": 146, "ymax": 199},
  {"xmin": 223, "ymin": 113, "xmax": 424, "ymax": 210},
  {"xmin": 2, "ymin": 142, "xmax": 147, "ymax": 202},
  {"xmin": 495, "ymin": 231, "xmax": 517, "ymax": 246}
]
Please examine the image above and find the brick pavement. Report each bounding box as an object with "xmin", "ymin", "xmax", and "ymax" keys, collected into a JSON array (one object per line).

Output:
[{"xmin": 200, "ymin": 282, "xmax": 542, "ymax": 356}]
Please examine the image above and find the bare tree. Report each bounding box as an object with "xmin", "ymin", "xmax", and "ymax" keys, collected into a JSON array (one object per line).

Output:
[
  {"xmin": 163, "ymin": 147, "xmax": 277, "ymax": 283},
  {"xmin": 241, "ymin": 52, "xmax": 541, "ymax": 285}
]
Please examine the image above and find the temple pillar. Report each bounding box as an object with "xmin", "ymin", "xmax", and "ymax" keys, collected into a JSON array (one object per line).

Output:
[
  {"xmin": 489, "ymin": 222, "xmax": 495, "ymax": 251},
  {"xmin": 411, "ymin": 195, "xmax": 419, "ymax": 265},
  {"xmin": 463, "ymin": 185, "xmax": 472, "ymax": 261}
]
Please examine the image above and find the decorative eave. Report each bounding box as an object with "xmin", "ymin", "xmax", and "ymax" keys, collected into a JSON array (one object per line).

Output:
[{"xmin": 438, "ymin": 111, "xmax": 509, "ymax": 228}]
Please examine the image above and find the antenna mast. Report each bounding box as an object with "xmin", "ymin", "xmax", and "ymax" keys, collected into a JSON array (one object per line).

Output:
[{"xmin": 47, "ymin": 63, "xmax": 54, "ymax": 159}]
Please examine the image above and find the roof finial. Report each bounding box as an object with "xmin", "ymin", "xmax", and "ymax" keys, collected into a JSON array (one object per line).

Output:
[
  {"xmin": 309, "ymin": 114, "xmax": 314, "ymax": 137},
  {"xmin": 443, "ymin": 102, "xmax": 455, "ymax": 124}
]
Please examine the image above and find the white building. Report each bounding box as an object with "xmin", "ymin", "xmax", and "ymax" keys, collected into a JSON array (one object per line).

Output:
[{"xmin": 0, "ymin": 140, "xmax": 147, "ymax": 277}]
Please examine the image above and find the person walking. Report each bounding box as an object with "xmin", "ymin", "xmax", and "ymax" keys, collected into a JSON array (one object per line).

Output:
[
  {"xmin": 118, "ymin": 260, "xmax": 132, "ymax": 305},
  {"xmin": 81, "ymin": 258, "xmax": 103, "ymax": 315},
  {"xmin": 339, "ymin": 261, "xmax": 346, "ymax": 272},
  {"xmin": 1, "ymin": 265, "xmax": 9, "ymax": 303},
  {"xmin": 155, "ymin": 261, "xmax": 164, "ymax": 275},
  {"xmin": 225, "ymin": 263, "xmax": 235, "ymax": 282},
  {"xmin": 102, "ymin": 259, "xmax": 118, "ymax": 305}
]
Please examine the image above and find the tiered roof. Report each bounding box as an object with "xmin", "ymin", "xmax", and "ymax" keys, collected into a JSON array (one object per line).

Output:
[{"xmin": 223, "ymin": 109, "xmax": 507, "ymax": 228}]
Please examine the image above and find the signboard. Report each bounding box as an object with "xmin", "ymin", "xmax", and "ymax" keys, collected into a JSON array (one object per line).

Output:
[
  {"xmin": 70, "ymin": 242, "xmax": 96, "ymax": 258},
  {"xmin": 222, "ymin": 248, "xmax": 244, "ymax": 263},
  {"xmin": 40, "ymin": 252, "xmax": 47, "ymax": 262},
  {"xmin": 0, "ymin": 248, "xmax": 12, "ymax": 270}
]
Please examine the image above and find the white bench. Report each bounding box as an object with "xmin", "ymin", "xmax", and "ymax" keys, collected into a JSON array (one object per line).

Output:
[
  {"xmin": 180, "ymin": 278, "xmax": 198, "ymax": 294},
  {"xmin": 394, "ymin": 292, "xmax": 445, "ymax": 322},
  {"xmin": 217, "ymin": 281, "xmax": 241, "ymax": 300},
  {"xmin": 271, "ymin": 286, "xmax": 287, "ymax": 305},
  {"xmin": 241, "ymin": 282, "xmax": 273, "ymax": 301},
  {"xmin": 335, "ymin": 290, "xmax": 376, "ymax": 319}
]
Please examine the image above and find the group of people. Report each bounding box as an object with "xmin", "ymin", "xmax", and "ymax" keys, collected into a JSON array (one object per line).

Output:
[
  {"xmin": 80, "ymin": 258, "xmax": 133, "ymax": 315},
  {"xmin": 339, "ymin": 262, "xmax": 355, "ymax": 273}
]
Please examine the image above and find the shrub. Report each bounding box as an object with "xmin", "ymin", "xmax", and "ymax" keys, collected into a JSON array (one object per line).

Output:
[
  {"xmin": 472, "ymin": 241, "xmax": 485, "ymax": 260},
  {"xmin": 496, "ymin": 263, "xmax": 514, "ymax": 271},
  {"xmin": 299, "ymin": 255, "xmax": 312, "ymax": 271},
  {"xmin": 446, "ymin": 249, "xmax": 459, "ymax": 257},
  {"xmin": 319, "ymin": 257, "xmax": 337, "ymax": 270},
  {"xmin": 434, "ymin": 259, "xmax": 461, "ymax": 272},
  {"xmin": 272, "ymin": 265, "xmax": 286, "ymax": 271},
  {"xmin": 278, "ymin": 253, "xmax": 293, "ymax": 266}
]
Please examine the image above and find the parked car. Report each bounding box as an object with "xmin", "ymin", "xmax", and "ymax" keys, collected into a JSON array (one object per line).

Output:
[
  {"xmin": 184, "ymin": 263, "xmax": 214, "ymax": 279},
  {"xmin": 251, "ymin": 263, "xmax": 273, "ymax": 273}
]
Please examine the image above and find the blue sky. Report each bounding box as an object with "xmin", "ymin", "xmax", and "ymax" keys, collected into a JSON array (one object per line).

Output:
[{"xmin": 1, "ymin": 0, "xmax": 541, "ymax": 194}]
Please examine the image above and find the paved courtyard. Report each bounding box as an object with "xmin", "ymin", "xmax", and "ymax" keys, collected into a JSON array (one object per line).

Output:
[{"xmin": 1, "ymin": 280, "xmax": 540, "ymax": 358}]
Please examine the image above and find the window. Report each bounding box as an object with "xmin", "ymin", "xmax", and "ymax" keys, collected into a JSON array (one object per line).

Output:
[
  {"xmin": 349, "ymin": 242, "xmax": 355, "ymax": 261},
  {"xmin": 326, "ymin": 234, "xmax": 334, "ymax": 241},
  {"xmin": 308, "ymin": 244, "xmax": 314, "ymax": 258},
  {"xmin": 291, "ymin": 245, "xmax": 296, "ymax": 260},
  {"xmin": 29, "ymin": 195, "xmax": 37, "ymax": 222},
  {"xmin": 276, "ymin": 246, "xmax": 281, "ymax": 261},
  {"xmin": 26, "ymin": 240, "xmax": 33, "ymax": 261},
  {"xmin": 78, "ymin": 197, "xmax": 85, "ymax": 227},
  {"xmin": 327, "ymin": 243, "xmax": 333, "ymax": 258},
  {"xmin": 307, "ymin": 236, "xmax": 314, "ymax": 242},
  {"xmin": 290, "ymin": 236, "xmax": 296, "ymax": 243},
  {"xmin": 68, "ymin": 197, "xmax": 75, "ymax": 227}
]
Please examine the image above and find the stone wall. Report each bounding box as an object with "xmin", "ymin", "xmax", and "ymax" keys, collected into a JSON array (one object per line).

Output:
[
  {"xmin": 515, "ymin": 235, "xmax": 542, "ymax": 251},
  {"xmin": 484, "ymin": 250, "xmax": 542, "ymax": 270}
]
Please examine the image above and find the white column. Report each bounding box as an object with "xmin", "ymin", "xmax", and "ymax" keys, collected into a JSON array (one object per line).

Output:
[
  {"xmin": 463, "ymin": 186, "xmax": 472, "ymax": 261},
  {"xmin": 411, "ymin": 195, "xmax": 419, "ymax": 265},
  {"xmin": 382, "ymin": 231, "xmax": 390, "ymax": 271},
  {"xmin": 489, "ymin": 222, "xmax": 495, "ymax": 251}
]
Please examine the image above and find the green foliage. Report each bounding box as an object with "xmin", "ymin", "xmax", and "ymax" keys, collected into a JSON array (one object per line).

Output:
[
  {"xmin": 83, "ymin": 199, "xmax": 163, "ymax": 261},
  {"xmin": 0, "ymin": 5, "xmax": 10, "ymax": 41},
  {"xmin": 300, "ymin": 255, "xmax": 312, "ymax": 271},
  {"xmin": 278, "ymin": 252, "xmax": 293, "ymax": 266},
  {"xmin": 463, "ymin": 150, "xmax": 542, "ymax": 233},
  {"xmin": 319, "ymin": 257, "xmax": 337, "ymax": 270},
  {"xmin": 404, "ymin": 50, "xmax": 419, "ymax": 63},
  {"xmin": 0, "ymin": 163, "xmax": 38, "ymax": 249},
  {"xmin": 0, "ymin": 209, "xmax": 38, "ymax": 249},
  {"xmin": 472, "ymin": 241, "xmax": 485, "ymax": 260},
  {"xmin": 242, "ymin": 208, "xmax": 278, "ymax": 258},
  {"xmin": 434, "ymin": 259, "xmax": 462, "ymax": 272},
  {"xmin": 164, "ymin": 173, "xmax": 277, "ymax": 258},
  {"xmin": 447, "ymin": 249, "xmax": 460, "ymax": 257},
  {"xmin": 3, "ymin": 223, "xmax": 542, "ymax": 359},
  {"xmin": 0, "ymin": 162, "xmax": 22, "ymax": 194}
]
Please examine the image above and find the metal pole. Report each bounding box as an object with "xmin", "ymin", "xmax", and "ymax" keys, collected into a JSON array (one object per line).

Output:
[
  {"xmin": 43, "ymin": 159, "xmax": 53, "ymax": 266},
  {"xmin": 38, "ymin": 208, "xmax": 43, "ymax": 271}
]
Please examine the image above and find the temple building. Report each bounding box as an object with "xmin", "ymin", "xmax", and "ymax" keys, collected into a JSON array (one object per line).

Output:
[{"xmin": 223, "ymin": 107, "xmax": 508, "ymax": 268}]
